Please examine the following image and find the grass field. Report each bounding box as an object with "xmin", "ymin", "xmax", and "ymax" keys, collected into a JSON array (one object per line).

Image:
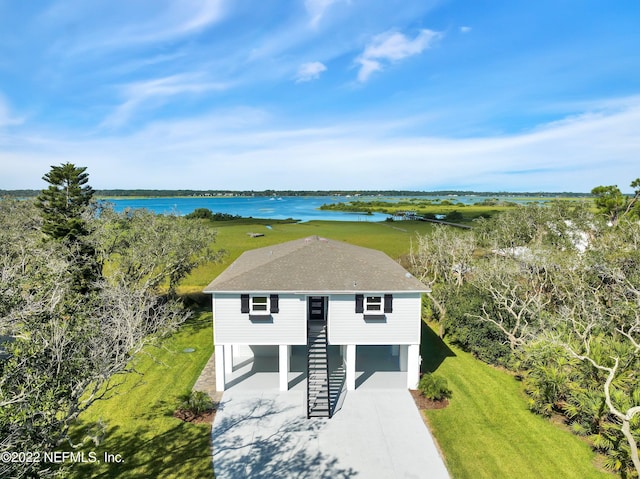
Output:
[
  {"xmin": 421, "ymin": 323, "xmax": 612, "ymax": 479},
  {"xmin": 69, "ymin": 311, "xmax": 214, "ymax": 478},
  {"xmin": 69, "ymin": 218, "xmax": 613, "ymax": 478}
]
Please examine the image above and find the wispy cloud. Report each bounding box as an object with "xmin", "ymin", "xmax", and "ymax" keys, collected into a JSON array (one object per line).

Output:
[
  {"xmin": 460, "ymin": 26, "xmax": 472, "ymax": 33},
  {"xmin": 0, "ymin": 94, "xmax": 23, "ymax": 128},
  {"xmin": 295, "ymin": 62, "xmax": 328, "ymax": 82},
  {"xmin": 43, "ymin": 0, "xmax": 226, "ymax": 55},
  {"xmin": 5, "ymin": 96, "xmax": 639, "ymax": 192},
  {"xmin": 356, "ymin": 29, "xmax": 440, "ymax": 82},
  {"xmin": 101, "ymin": 74, "xmax": 229, "ymax": 128},
  {"xmin": 305, "ymin": 0, "xmax": 345, "ymax": 28}
]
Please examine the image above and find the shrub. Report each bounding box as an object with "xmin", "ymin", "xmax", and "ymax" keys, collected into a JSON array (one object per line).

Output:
[
  {"xmin": 185, "ymin": 208, "xmax": 215, "ymax": 220},
  {"xmin": 418, "ymin": 373, "xmax": 452, "ymax": 401},
  {"xmin": 441, "ymin": 284, "xmax": 512, "ymax": 366},
  {"xmin": 185, "ymin": 208, "xmax": 241, "ymax": 221},
  {"xmin": 176, "ymin": 390, "xmax": 214, "ymax": 416},
  {"xmin": 446, "ymin": 210, "xmax": 464, "ymax": 222}
]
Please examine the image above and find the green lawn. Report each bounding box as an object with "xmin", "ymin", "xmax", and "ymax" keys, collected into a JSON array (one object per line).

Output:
[
  {"xmin": 421, "ymin": 323, "xmax": 613, "ymax": 479},
  {"xmin": 69, "ymin": 311, "xmax": 214, "ymax": 479}
]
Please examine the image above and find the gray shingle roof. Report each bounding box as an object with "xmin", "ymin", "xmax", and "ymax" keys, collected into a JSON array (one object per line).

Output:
[{"xmin": 203, "ymin": 236, "xmax": 429, "ymax": 293}]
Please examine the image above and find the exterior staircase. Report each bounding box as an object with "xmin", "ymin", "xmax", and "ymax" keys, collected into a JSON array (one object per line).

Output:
[
  {"xmin": 307, "ymin": 320, "xmax": 331, "ymax": 418},
  {"xmin": 328, "ymin": 362, "xmax": 346, "ymax": 410}
]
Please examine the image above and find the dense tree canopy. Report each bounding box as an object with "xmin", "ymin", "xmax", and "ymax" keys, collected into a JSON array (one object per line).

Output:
[
  {"xmin": 411, "ymin": 197, "xmax": 640, "ymax": 477},
  {"xmin": 1, "ymin": 166, "xmax": 219, "ymax": 478}
]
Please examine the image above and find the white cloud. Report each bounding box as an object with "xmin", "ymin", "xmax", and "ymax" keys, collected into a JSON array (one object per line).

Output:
[
  {"xmin": 0, "ymin": 94, "xmax": 23, "ymax": 128},
  {"xmin": 356, "ymin": 29, "xmax": 440, "ymax": 82},
  {"xmin": 296, "ymin": 62, "xmax": 328, "ymax": 82},
  {"xmin": 305, "ymin": 0, "xmax": 344, "ymax": 28},
  {"xmin": 43, "ymin": 0, "xmax": 226, "ymax": 55},
  {"xmin": 122, "ymin": 0, "xmax": 225, "ymax": 44},
  {"xmin": 101, "ymin": 74, "xmax": 229, "ymax": 128},
  {"xmin": 356, "ymin": 59, "xmax": 383, "ymax": 83},
  {"xmin": 460, "ymin": 26, "xmax": 472, "ymax": 33},
  {"xmin": 4, "ymin": 96, "xmax": 640, "ymax": 192}
]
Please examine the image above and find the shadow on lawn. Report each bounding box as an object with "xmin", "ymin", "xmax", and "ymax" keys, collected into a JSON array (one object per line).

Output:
[
  {"xmin": 70, "ymin": 418, "xmax": 214, "ymax": 479},
  {"xmin": 178, "ymin": 306, "xmax": 212, "ymax": 333},
  {"xmin": 420, "ymin": 321, "xmax": 456, "ymax": 374},
  {"xmin": 212, "ymin": 397, "xmax": 358, "ymax": 479}
]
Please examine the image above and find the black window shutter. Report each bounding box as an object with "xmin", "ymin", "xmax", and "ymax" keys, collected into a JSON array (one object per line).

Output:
[
  {"xmin": 270, "ymin": 294, "xmax": 279, "ymax": 313},
  {"xmin": 241, "ymin": 294, "xmax": 249, "ymax": 313},
  {"xmin": 355, "ymin": 294, "xmax": 364, "ymax": 313},
  {"xmin": 384, "ymin": 294, "xmax": 393, "ymax": 313}
]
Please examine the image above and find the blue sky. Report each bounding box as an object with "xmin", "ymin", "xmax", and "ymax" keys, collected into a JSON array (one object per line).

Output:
[{"xmin": 1, "ymin": 0, "xmax": 639, "ymax": 192}]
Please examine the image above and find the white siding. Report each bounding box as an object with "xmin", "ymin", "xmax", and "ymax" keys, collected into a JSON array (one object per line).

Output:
[
  {"xmin": 213, "ymin": 293, "xmax": 306, "ymax": 345},
  {"xmin": 327, "ymin": 293, "xmax": 422, "ymax": 345}
]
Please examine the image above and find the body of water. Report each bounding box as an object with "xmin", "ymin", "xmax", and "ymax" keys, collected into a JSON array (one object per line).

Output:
[
  {"xmin": 103, "ymin": 194, "xmax": 549, "ymax": 222},
  {"xmin": 105, "ymin": 196, "xmax": 387, "ymax": 222}
]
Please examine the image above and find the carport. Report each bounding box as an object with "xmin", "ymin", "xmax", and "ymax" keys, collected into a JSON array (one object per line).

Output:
[{"xmin": 222, "ymin": 344, "xmax": 408, "ymax": 394}]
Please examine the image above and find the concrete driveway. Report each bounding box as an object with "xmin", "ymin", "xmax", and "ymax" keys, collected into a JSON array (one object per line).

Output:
[{"xmin": 211, "ymin": 388, "xmax": 450, "ymax": 479}]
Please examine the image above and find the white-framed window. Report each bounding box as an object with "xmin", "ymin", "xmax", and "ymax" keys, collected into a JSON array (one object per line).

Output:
[
  {"xmin": 250, "ymin": 296, "xmax": 269, "ymax": 314},
  {"xmin": 364, "ymin": 296, "xmax": 382, "ymax": 312}
]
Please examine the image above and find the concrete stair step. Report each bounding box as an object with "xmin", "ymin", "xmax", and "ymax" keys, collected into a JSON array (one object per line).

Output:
[
  {"xmin": 309, "ymin": 388, "xmax": 328, "ymax": 394},
  {"xmin": 309, "ymin": 382, "xmax": 328, "ymax": 389},
  {"xmin": 309, "ymin": 382, "xmax": 328, "ymax": 388}
]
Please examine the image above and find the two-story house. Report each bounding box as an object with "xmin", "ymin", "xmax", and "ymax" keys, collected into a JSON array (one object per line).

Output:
[{"xmin": 203, "ymin": 235, "xmax": 429, "ymax": 417}]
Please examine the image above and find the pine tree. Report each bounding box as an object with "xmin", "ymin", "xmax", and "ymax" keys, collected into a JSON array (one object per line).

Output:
[
  {"xmin": 35, "ymin": 163, "xmax": 99, "ymax": 293},
  {"xmin": 35, "ymin": 162, "xmax": 94, "ymax": 240}
]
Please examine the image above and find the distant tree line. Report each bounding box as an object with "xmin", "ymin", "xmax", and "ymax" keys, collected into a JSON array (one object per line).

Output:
[{"xmin": 1, "ymin": 188, "xmax": 597, "ymax": 198}]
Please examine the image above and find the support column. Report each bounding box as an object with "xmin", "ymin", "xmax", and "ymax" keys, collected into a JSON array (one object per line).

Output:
[
  {"xmin": 215, "ymin": 344, "xmax": 226, "ymax": 392},
  {"xmin": 224, "ymin": 344, "xmax": 233, "ymax": 375},
  {"xmin": 399, "ymin": 344, "xmax": 408, "ymax": 372},
  {"xmin": 407, "ymin": 344, "xmax": 420, "ymax": 389},
  {"xmin": 279, "ymin": 344, "xmax": 290, "ymax": 391},
  {"xmin": 346, "ymin": 344, "xmax": 356, "ymax": 391}
]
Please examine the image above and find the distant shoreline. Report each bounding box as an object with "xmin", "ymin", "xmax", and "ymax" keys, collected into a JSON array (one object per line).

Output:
[{"xmin": 1, "ymin": 189, "xmax": 595, "ymax": 199}]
